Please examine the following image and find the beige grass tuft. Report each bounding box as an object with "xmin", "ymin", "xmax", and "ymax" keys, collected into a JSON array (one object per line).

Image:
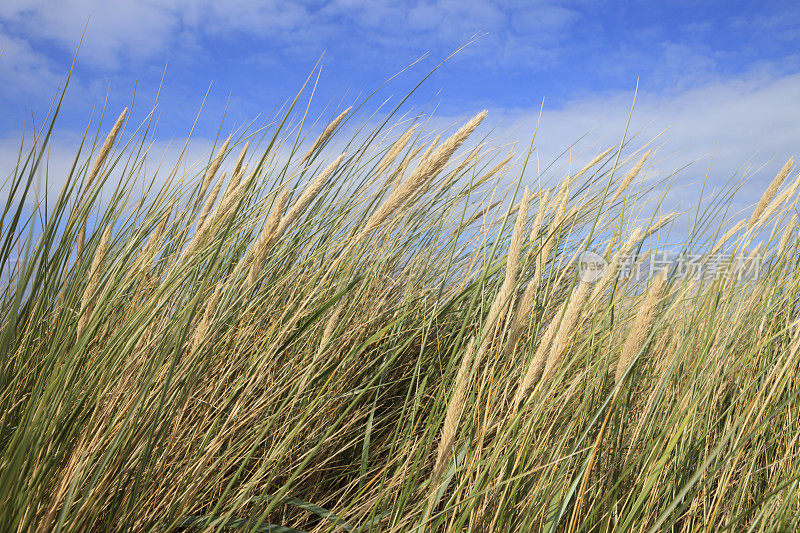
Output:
[
  {"xmin": 615, "ymin": 272, "xmax": 668, "ymax": 383},
  {"xmin": 432, "ymin": 337, "xmax": 477, "ymax": 482},
  {"xmin": 84, "ymin": 108, "xmax": 128, "ymax": 193},
  {"xmin": 300, "ymin": 107, "xmax": 351, "ymax": 164},
  {"xmin": 610, "ymin": 150, "xmax": 651, "ymax": 203},
  {"xmin": 77, "ymin": 225, "xmax": 113, "ymax": 338},
  {"xmin": 198, "ymin": 136, "xmax": 231, "ymax": 200},
  {"xmin": 748, "ymin": 157, "xmax": 794, "ymax": 229},
  {"xmin": 245, "ymin": 188, "xmax": 291, "ymax": 286},
  {"xmin": 358, "ymin": 111, "xmax": 487, "ymax": 242}
]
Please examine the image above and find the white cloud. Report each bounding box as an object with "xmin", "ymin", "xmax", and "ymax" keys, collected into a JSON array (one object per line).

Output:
[
  {"xmin": 0, "ymin": 30, "xmax": 62, "ymax": 97},
  {"xmin": 0, "ymin": 0, "xmax": 202, "ymax": 68},
  {"xmin": 490, "ymin": 71, "xmax": 800, "ymax": 213},
  {"xmin": 0, "ymin": 0, "xmax": 578, "ymax": 69}
]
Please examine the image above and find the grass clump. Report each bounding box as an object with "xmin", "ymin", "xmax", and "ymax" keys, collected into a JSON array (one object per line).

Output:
[{"xmin": 1, "ymin": 72, "xmax": 800, "ymax": 533}]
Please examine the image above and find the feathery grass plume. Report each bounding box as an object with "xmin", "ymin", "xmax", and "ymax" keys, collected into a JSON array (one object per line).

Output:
[
  {"xmin": 541, "ymin": 280, "xmax": 592, "ymax": 383},
  {"xmin": 84, "ymin": 108, "xmax": 128, "ymax": 193},
  {"xmin": 478, "ymin": 189, "xmax": 530, "ymax": 348},
  {"xmin": 245, "ymin": 188, "xmax": 290, "ymax": 286},
  {"xmin": 74, "ymin": 109, "xmax": 128, "ymax": 259},
  {"xmin": 567, "ymin": 146, "xmax": 614, "ymax": 187},
  {"xmin": 506, "ymin": 189, "xmax": 530, "ymax": 285},
  {"xmin": 418, "ymin": 134, "xmax": 442, "ymax": 168},
  {"xmin": 590, "ymin": 227, "xmax": 644, "ymax": 302},
  {"xmin": 504, "ymin": 190, "xmax": 552, "ymax": 358},
  {"xmin": 135, "ymin": 201, "xmax": 175, "ymax": 271},
  {"xmin": 755, "ymin": 171, "xmax": 800, "ymax": 228},
  {"xmin": 709, "ymin": 220, "xmax": 745, "ymax": 258},
  {"xmin": 358, "ymin": 111, "xmax": 486, "ymax": 242},
  {"xmin": 230, "ymin": 141, "xmax": 249, "ymax": 180},
  {"xmin": 212, "ymin": 164, "xmax": 249, "ymax": 223},
  {"xmin": 553, "ymin": 184, "xmax": 570, "ymax": 229},
  {"xmin": 615, "ymin": 272, "xmax": 668, "ymax": 383},
  {"xmin": 777, "ymin": 213, "xmax": 798, "ymax": 258},
  {"xmin": 190, "ymin": 281, "xmax": 226, "ymax": 350},
  {"xmin": 198, "ymin": 135, "xmax": 231, "ymax": 201},
  {"xmin": 643, "ymin": 212, "xmax": 678, "ymax": 240},
  {"xmin": 297, "ymin": 295, "xmax": 351, "ymax": 393},
  {"xmin": 300, "ymin": 107, "xmax": 351, "ymax": 165},
  {"xmin": 195, "ymin": 174, "xmax": 225, "ymax": 234},
  {"xmin": 512, "ymin": 281, "xmax": 587, "ymax": 410},
  {"xmin": 390, "ymin": 144, "xmax": 425, "ymax": 190},
  {"xmin": 76, "ymin": 223, "xmax": 87, "ymax": 260},
  {"xmin": 374, "ymin": 126, "xmax": 417, "ymax": 178},
  {"xmin": 448, "ymin": 145, "xmax": 483, "ymax": 181},
  {"xmin": 77, "ymin": 224, "xmax": 113, "ymax": 339},
  {"xmin": 748, "ymin": 157, "xmax": 794, "ymax": 229},
  {"xmin": 179, "ymin": 166, "xmax": 254, "ymax": 267},
  {"xmin": 178, "ymin": 172, "xmax": 232, "ymax": 265},
  {"xmin": 474, "ymin": 149, "xmax": 514, "ymax": 187},
  {"xmin": 432, "ymin": 336, "xmax": 476, "ymax": 483},
  {"xmin": 430, "ymin": 193, "xmax": 527, "ymax": 488},
  {"xmin": 610, "ymin": 150, "xmax": 652, "ymax": 203},
  {"xmin": 276, "ymin": 153, "xmax": 346, "ymax": 237}
]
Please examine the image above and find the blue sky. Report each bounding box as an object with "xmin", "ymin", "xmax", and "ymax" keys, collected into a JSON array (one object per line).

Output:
[{"xmin": 1, "ymin": 0, "xmax": 800, "ymax": 214}]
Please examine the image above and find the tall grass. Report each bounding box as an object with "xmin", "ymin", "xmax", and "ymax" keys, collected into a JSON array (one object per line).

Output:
[{"xmin": 1, "ymin": 74, "xmax": 800, "ymax": 533}]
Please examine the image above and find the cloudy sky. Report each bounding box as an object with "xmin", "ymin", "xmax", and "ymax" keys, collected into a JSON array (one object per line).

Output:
[{"xmin": 1, "ymin": 0, "xmax": 800, "ymax": 214}]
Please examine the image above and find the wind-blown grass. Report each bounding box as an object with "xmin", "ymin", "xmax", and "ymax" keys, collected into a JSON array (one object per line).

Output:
[{"xmin": 1, "ymin": 75, "xmax": 800, "ymax": 533}]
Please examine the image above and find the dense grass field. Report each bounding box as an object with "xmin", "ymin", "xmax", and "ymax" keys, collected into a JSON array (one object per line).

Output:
[{"xmin": 2, "ymin": 77, "xmax": 800, "ymax": 532}]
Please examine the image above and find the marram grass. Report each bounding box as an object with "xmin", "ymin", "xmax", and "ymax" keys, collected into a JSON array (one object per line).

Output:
[{"xmin": 1, "ymin": 79, "xmax": 800, "ymax": 533}]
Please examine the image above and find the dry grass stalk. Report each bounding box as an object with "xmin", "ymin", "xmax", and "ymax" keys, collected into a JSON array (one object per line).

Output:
[
  {"xmin": 755, "ymin": 171, "xmax": 800, "ymax": 228},
  {"xmin": 432, "ymin": 336, "xmax": 477, "ymax": 482},
  {"xmin": 198, "ymin": 135, "xmax": 231, "ymax": 200},
  {"xmin": 191, "ymin": 281, "xmax": 226, "ymax": 350},
  {"xmin": 504, "ymin": 191, "xmax": 553, "ymax": 358},
  {"xmin": 777, "ymin": 213, "xmax": 798, "ymax": 258},
  {"xmin": 245, "ymin": 188, "xmax": 291, "ymax": 285},
  {"xmin": 709, "ymin": 220, "xmax": 745, "ymax": 258},
  {"xmin": 277, "ymin": 153, "xmax": 346, "ymax": 237},
  {"xmin": 477, "ymin": 150, "xmax": 514, "ymax": 186},
  {"xmin": 375, "ymin": 126, "xmax": 417, "ymax": 178},
  {"xmin": 84, "ymin": 108, "xmax": 128, "ymax": 193},
  {"xmin": 610, "ymin": 150, "xmax": 651, "ymax": 203},
  {"xmin": 615, "ymin": 272, "xmax": 668, "ymax": 383},
  {"xmin": 541, "ymin": 281, "xmax": 592, "ymax": 383},
  {"xmin": 135, "ymin": 201, "xmax": 175, "ymax": 271},
  {"xmin": 512, "ymin": 283, "xmax": 585, "ymax": 410},
  {"xmin": 77, "ymin": 225, "xmax": 113, "ymax": 338},
  {"xmin": 358, "ymin": 111, "xmax": 487, "ymax": 242},
  {"xmin": 748, "ymin": 158, "xmax": 794, "ymax": 229},
  {"xmin": 300, "ymin": 107, "xmax": 351, "ymax": 164},
  {"xmin": 567, "ymin": 147, "xmax": 614, "ymax": 187}
]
